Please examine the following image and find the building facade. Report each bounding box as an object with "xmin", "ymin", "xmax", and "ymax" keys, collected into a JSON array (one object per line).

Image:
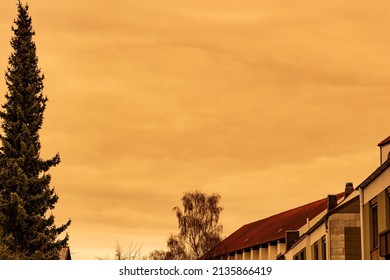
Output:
[
  {"xmin": 202, "ymin": 191, "xmax": 350, "ymax": 260},
  {"xmin": 359, "ymin": 136, "xmax": 390, "ymax": 260},
  {"xmin": 203, "ymin": 135, "xmax": 390, "ymax": 261},
  {"xmin": 284, "ymin": 187, "xmax": 361, "ymax": 260}
]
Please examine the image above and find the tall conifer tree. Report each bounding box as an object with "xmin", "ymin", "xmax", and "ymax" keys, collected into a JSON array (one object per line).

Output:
[{"xmin": 0, "ymin": 1, "xmax": 70, "ymax": 259}]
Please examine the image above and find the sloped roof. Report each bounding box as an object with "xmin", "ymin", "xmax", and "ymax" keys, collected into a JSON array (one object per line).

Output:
[
  {"xmin": 203, "ymin": 192, "xmax": 344, "ymax": 259},
  {"xmin": 286, "ymin": 191, "xmax": 359, "ymax": 254},
  {"xmin": 378, "ymin": 136, "xmax": 390, "ymax": 146}
]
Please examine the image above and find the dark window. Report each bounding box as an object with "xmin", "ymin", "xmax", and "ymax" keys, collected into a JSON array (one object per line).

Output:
[
  {"xmin": 387, "ymin": 187, "xmax": 390, "ymax": 227},
  {"xmin": 371, "ymin": 200, "xmax": 379, "ymax": 249},
  {"xmin": 293, "ymin": 249, "xmax": 306, "ymax": 260},
  {"xmin": 313, "ymin": 243, "xmax": 319, "ymax": 260},
  {"xmin": 321, "ymin": 236, "xmax": 327, "ymax": 260},
  {"xmin": 379, "ymin": 229, "xmax": 390, "ymax": 259}
]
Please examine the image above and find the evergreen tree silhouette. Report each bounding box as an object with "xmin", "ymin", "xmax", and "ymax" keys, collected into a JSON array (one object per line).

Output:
[{"xmin": 0, "ymin": 1, "xmax": 70, "ymax": 259}]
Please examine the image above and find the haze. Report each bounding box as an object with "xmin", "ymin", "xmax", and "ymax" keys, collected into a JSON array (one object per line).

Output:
[{"xmin": 0, "ymin": 1, "xmax": 389, "ymax": 259}]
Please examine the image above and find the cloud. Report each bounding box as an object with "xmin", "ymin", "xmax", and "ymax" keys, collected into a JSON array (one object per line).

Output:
[{"xmin": 1, "ymin": 0, "xmax": 390, "ymax": 259}]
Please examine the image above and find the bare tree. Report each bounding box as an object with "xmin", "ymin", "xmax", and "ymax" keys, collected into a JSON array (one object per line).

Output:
[
  {"xmin": 123, "ymin": 242, "xmax": 143, "ymax": 260},
  {"xmin": 97, "ymin": 241, "xmax": 143, "ymax": 260},
  {"xmin": 167, "ymin": 190, "xmax": 223, "ymax": 259}
]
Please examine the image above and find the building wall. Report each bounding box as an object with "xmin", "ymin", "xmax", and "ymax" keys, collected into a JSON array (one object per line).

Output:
[
  {"xmin": 311, "ymin": 236, "xmax": 326, "ymax": 260},
  {"xmin": 328, "ymin": 213, "xmax": 361, "ymax": 260},
  {"xmin": 361, "ymin": 164, "xmax": 390, "ymax": 259},
  {"xmin": 218, "ymin": 242, "xmax": 286, "ymax": 260},
  {"xmin": 309, "ymin": 223, "xmax": 326, "ymax": 246},
  {"xmin": 362, "ymin": 202, "xmax": 370, "ymax": 260},
  {"xmin": 285, "ymin": 237, "xmax": 307, "ymax": 260},
  {"xmin": 362, "ymin": 188, "xmax": 390, "ymax": 260},
  {"xmin": 380, "ymin": 144, "xmax": 390, "ymax": 165},
  {"xmin": 363, "ymin": 168, "xmax": 390, "ymax": 204},
  {"xmin": 284, "ymin": 211, "xmax": 361, "ymax": 260},
  {"xmin": 344, "ymin": 227, "xmax": 361, "ymax": 259}
]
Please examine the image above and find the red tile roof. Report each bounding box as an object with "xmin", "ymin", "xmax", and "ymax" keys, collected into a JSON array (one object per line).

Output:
[
  {"xmin": 203, "ymin": 192, "xmax": 344, "ymax": 259},
  {"xmin": 378, "ymin": 136, "xmax": 390, "ymax": 146}
]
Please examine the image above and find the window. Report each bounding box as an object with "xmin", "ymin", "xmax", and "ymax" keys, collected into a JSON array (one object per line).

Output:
[
  {"xmin": 321, "ymin": 236, "xmax": 327, "ymax": 260},
  {"xmin": 299, "ymin": 250, "xmax": 305, "ymax": 260},
  {"xmin": 387, "ymin": 187, "xmax": 390, "ymax": 227},
  {"xmin": 313, "ymin": 243, "xmax": 319, "ymax": 260},
  {"xmin": 371, "ymin": 198, "xmax": 379, "ymax": 249},
  {"xmin": 293, "ymin": 249, "xmax": 306, "ymax": 260},
  {"xmin": 379, "ymin": 229, "xmax": 390, "ymax": 259}
]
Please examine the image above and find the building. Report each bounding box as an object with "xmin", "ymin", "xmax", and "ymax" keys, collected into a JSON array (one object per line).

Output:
[
  {"xmin": 284, "ymin": 185, "xmax": 361, "ymax": 260},
  {"xmin": 203, "ymin": 135, "xmax": 390, "ymax": 260},
  {"xmin": 359, "ymin": 136, "xmax": 390, "ymax": 260},
  {"xmin": 202, "ymin": 192, "xmax": 347, "ymax": 260}
]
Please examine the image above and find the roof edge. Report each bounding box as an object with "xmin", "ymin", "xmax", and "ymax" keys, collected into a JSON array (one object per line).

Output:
[
  {"xmin": 241, "ymin": 192, "xmax": 344, "ymax": 227},
  {"xmin": 378, "ymin": 136, "xmax": 390, "ymax": 146},
  {"xmin": 358, "ymin": 157, "xmax": 390, "ymax": 189}
]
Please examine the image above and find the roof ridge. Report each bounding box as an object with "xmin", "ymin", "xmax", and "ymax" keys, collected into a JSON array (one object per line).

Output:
[{"xmin": 243, "ymin": 191, "xmax": 344, "ymax": 226}]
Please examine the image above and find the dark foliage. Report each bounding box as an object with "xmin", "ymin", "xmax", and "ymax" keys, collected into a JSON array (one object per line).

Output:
[{"xmin": 0, "ymin": 1, "xmax": 70, "ymax": 259}]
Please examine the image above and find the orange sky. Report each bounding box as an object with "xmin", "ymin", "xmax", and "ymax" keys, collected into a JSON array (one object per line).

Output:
[{"xmin": 0, "ymin": 0, "xmax": 389, "ymax": 259}]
